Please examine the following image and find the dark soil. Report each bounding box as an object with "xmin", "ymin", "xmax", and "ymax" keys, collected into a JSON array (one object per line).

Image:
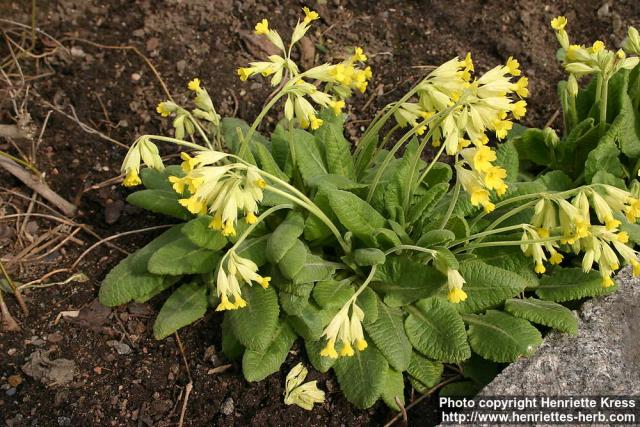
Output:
[{"xmin": 1, "ymin": 0, "xmax": 639, "ymax": 426}]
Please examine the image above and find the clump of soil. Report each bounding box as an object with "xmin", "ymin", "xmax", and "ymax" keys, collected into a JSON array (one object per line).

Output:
[{"xmin": 1, "ymin": 0, "xmax": 638, "ymax": 426}]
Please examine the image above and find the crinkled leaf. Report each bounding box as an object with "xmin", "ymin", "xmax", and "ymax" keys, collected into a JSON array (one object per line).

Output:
[
  {"xmin": 305, "ymin": 339, "xmax": 336, "ymax": 373},
  {"xmin": 381, "ymin": 368, "xmax": 405, "ymax": 411},
  {"xmin": 148, "ymin": 236, "xmax": 219, "ymax": 275},
  {"xmin": 153, "ymin": 282, "xmax": 208, "ymax": 339},
  {"xmin": 505, "ymin": 297, "xmax": 578, "ymax": 334},
  {"xmin": 364, "ymin": 298, "xmax": 412, "ymax": 371},
  {"xmin": 313, "ymin": 279, "xmax": 354, "ymax": 309},
  {"xmin": 371, "ymin": 257, "xmax": 447, "ymax": 306},
  {"xmin": 228, "ymin": 285, "xmax": 280, "ymax": 351},
  {"xmin": 266, "ymin": 212, "xmax": 305, "ymax": 264},
  {"xmin": 127, "ymin": 189, "xmax": 191, "ymax": 220},
  {"xmin": 242, "ymin": 321, "xmax": 297, "ymax": 381},
  {"xmin": 406, "ymin": 351, "xmax": 444, "ymax": 389},
  {"xmin": 535, "ymin": 267, "xmax": 617, "ymax": 302},
  {"xmin": 326, "ymin": 188, "xmax": 385, "ymax": 246},
  {"xmin": 333, "ymin": 344, "xmax": 388, "ymax": 409},
  {"xmin": 464, "ymin": 310, "xmax": 542, "ymax": 363},
  {"xmin": 315, "ymin": 111, "xmax": 355, "ymax": 179},
  {"xmin": 405, "ymin": 298, "xmax": 470, "ymax": 363},
  {"xmin": 182, "ymin": 216, "xmax": 227, "ymax": 250}
]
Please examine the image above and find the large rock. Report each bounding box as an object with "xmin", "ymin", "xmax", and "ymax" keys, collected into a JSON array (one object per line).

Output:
[{"xmin": 481, "ymin": 267, "xmax": 640, "ymax": 396}]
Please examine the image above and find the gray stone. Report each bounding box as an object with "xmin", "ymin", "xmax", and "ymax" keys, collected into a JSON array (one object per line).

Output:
[
  {"xmin": 221, "ymin": 397, "xmax": 235, "ymax": 415},
  {"xmin": 106, "ymin": 340, "xmax": 132, "ymax": 355},
  {"xmin": 481, "ymin": 267, "xmax": 640, "ymax": 397}
]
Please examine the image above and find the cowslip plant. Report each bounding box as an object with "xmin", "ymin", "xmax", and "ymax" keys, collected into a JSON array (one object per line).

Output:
[{"xmin": 99, "ymin": 9, "xmax": 640, "ymax": 410}]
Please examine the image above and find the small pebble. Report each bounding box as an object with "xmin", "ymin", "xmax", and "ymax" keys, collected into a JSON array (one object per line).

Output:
[
  {"xmin": 6, "ymin": 388, "xmax": 16, "ymax": 397},
  {"xmin": 47, "ymin": 333, "xmax": 64, "ymax": 344},
  {"xmin": 57, "ymin": 416, "xmax": 71, "ymax": 426},
  {"xmin": 131, "ymin": 73, "xmax": 141, "ymax": 81},
  {"xmin": 106, "ymin": 340, "xmax": 131, "ymax": 355},
  {"xmin": 221, "ymin": 397, "xmax": 234, "ymax": 415}
]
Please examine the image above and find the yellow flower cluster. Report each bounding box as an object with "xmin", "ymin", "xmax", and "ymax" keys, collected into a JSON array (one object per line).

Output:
[
  {"xmin": 455, "ymin": 146, "xmax": 508, "ymax": 213},
  {"xmin": 394, "ymin": 54, "xmax": 528, "ymax": 156},
  {"xmin": 550, "ymin": 16, "xmax": 639, "ymax": 96},
  {"xmin": 215, "ymin": 250, "xmax": 271, "ymax": 311},
  {"xmin": 525, "ymin": 186, "xmax": 640, "ymax": 285},
  {"xmin": 236, "ymin": 8, "xmax": 372, "ymax": 130},
  {"xmin": 155, "ymin": 79, "xmax": 221, "ymax": 139},
  {"xmin": 168, "ymin": 150, "xmax": 266, "ymax": 237},
  {"xmin": 320, "ymin": 300, "xmax": 367, "ymax": 359},
  {"xmin": 121, "ymin": 136, "xmax": 164, "ymax": 187}
]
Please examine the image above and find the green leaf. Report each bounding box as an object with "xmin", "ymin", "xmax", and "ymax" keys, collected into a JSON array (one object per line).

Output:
[
  {"xmin": 405, "ymin": 298, "xmax": 470, "ymax": 362},
  {"xmin": 504, "ymin": 298, "xmax": 578, "ymax": 334},
  {"xmin": 495, "ymin": 140, "xmax": 519, "ymax": 180},
  {"xmin": 353, "ymin": 248, "xmax": 386, "ymax": 266},
  {"xmin": 600, "ymin": 93, "xmax": 640, "ymax": 158},
  {"xmin": 181, "ymin": 216, "xmax": 227, "ymax": 250},
  {"xmin": 315, "ymin": 111, "xmax": 356, "ymax": 179},
  {"xmin": 456, "ymin": 261, "xmax": 528, "ymax": 313},
  {"xmin": 293, "ymin": 128, "xmax": 328, "ymax": 184},
  {"xmin": 236, "ymin": 234, "xmax": 270, "ymax": 266},
  {"xmin": 512, "ymin": 128, "xmax": 551, "ymax": 166},
  {"xmin": 421, "ymin": 162, "xmax": 452, "ymax": 188},
  {"xmin": 228, "ymin": 285, "xmax": 280, "ymax": 350},
  {"xmin": 242, "ymin": 321, "xmax": 297, "ymax": 381},
  {"xmin": 364, "ymin": 298, "xmax": 412, "ymax": 371},
  {"xmin": 127, "ymin": 189, "xmax": 191, "ymax": 220},
  {"xmin": 591, "ymin": 170, "xmax": 627, "ymax": 188},
  {"xmin": 128, "ymin": 225, "xmax": 185, "ymax": 273},
  {"xmin": 464, "ymin": 310, "xmax": 542, "ymax": 363},
  {"xmin": 303, "ymin": 187, "xmax": 335, "ymax": 241},
  {"xmin": 584, "ymin": 140, "xmax": 624, "ymax": 183},
  {"xmin": 408, "ymin": 182, "xmax": 448, "ymax": 224},
  {"xmin": 536, "ymin": 170, "xmax": 573, "ymax": 191},
  {"xmin": 356, "ymin": 287, "xmax": 379, "ymax": 324},
  {"xmin": 333, "ymin": 344, "xmax": 388, "ymax": 409},
  {"xmin": 473, "ymin": 245, "xmax": 539, "ymax": 288},
  {"xmin": 270, "ymin": 124, "xmax": 293, "ymax": 175},
  {"xmin": 416, "ymin": 229, "xmax": 455, "ymax": 248},
  {"xmin": 313, "ymin": 279, "xmax": 354, "ymax": 309},
  {"xmin": 153, "ymin": 282, "xmax": 208, "ymax": 339},
  {"xmin": 305, "ymin": 339, "xmax": 336, "ymax": 373},
  {"xmin": 221, "ymin": 117, "xmax": 270, "ymax": 156},
  {"xmin": 308, "ymin": 174, "xmax": 367, "ymax": 190},
  {"xmin": 407, "ymin": 351, "xmax": 444, "ymax": 389},
  {"xmin": 371, "ymin": 257, "xmax": 447, "ymax": 306},
  {"xmin": 99, "ymin": 255, "xmax": 175, "ymax": 307},
  {"xmin": 140, "ymin": 165, "xmax": 184, "ymax": 191},
  {"xmin": 252, "ymin": 141, "xmax": 289, "ymax": 181},
  {"xmin": 278, "ymin": 283, "xmax": 313, "ymax": 316},
  {"xmin": 535, "ymin": 267, "xmax": 617, "ymax": 302},
  {"xmin": 326, "ymin": 188, "xmax": 385, "ymax": 246},
  {"xmin": 293, "ymin": 254, "xmax": 337, "ymax": 284},
  {"xmin": 221, "ymin": 315, "xmax": 244, "ymax": 360},
  {"xmin": 148, "ymin": 236, "xmax": 219, "ymax": 275},
  {"xmin": 288, "ymin": 303, "xmax": 333, "ymax": 341},
  {"xmin": 381, "ymin": 368, "xmax": 405, "ymax": 411},
  {"xmin": 278, "ymin": 240, "xmax": 307, "ymax": 280},
  {"xmin": 266, "ymin": 212, "xmax": 305, "ymax": 264}
]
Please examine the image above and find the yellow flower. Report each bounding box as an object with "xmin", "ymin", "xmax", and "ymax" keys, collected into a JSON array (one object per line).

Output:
[
  {"xmin": 493, "ymin": 119, "xmax": 513, "ymax": 140},
  {"xmin": 448, "ymin": 287, "xmax": 468, "ymax": 304},
  {"xmin": 320, "ymin": 338, "xmax": 338, "ymax": 359},
  {"xmin": 340, "ymin": 342, "xmax": 355, "ymax": 357},
  {"xmin": 223, "ymin": 220, "xmax": 236, "ymax": 237},
  {"xmin": 187, "ymin": 78, "xmax": 202, "ymax": 92},
  {"xmin": 180, "ymin": 152, "xmax": 200, "ymax": 172},
  {"xmin": 549, "ymin": 251, "xmax": 564, "ymax": 265},
  {"xmin": 551, "ymin": 16, "xmax": 567, "ymax": 31},
  {"xmin": 592, "ymin": 40, "xmax": 605, "ymax": 53},
  {"xmin": 472, "ymin": 146, "xmax": 497, "ymax": 172},
  {"xmin": 209, "ymin": 214, "xmax": 223, "ymax": 230},
  {"xmin": 632, "ymin": 259, "xmax": 640, "ymax": 277},
  {"xmin": 352, "ymin": 47, "xmax": 367, "ymax": 62},
  {"xmin": 302, "ymin": 7, "xmax": 319, "ymax": 25},
  {"xmin": 483, "ymin": 166, "xmax": 507, "ymax": 190},
  {"xmin": 309, "ymin": 115, "xmax": 323, "ymax": 130},
  {"xmin": 602, "ymin": 275, "xmax": 615, "ymax": 288},
  {"xmin": 260, "ymin": 276, "xmax": 271, "ymax": 289},
  {"xmin": 216, "ymin": 295, "xmax": 237, "ymax": 311},
  {"xmin": 245, "ymin": 211, "xmax": 257, "ymax": 224},
  {"xmin": 534, "ymin": 262, "xmax": 546, "ymax": 274},
  {"xmin": 617, "ymin": 231, "xmax": 629, "ymax": 243},
  {"xmin": 328, "ymin": 99, "xmax": 345, "ymax": 115},
  {"xmin": 511, "ymin": 100, "xmax": 527, "ymax": 119},
  {"xmin": 506, "ymin": 56, "xmax": 521, "ymax": 76},
  {"xmin": 156, "ymin": 102, "xmax": 172, "ymax": 117},
  {"xmin": 179, "ymin": 196, "xmax": 207, "ymax": 215},
  {"xmin": 514, "ymin": 77, "xmax": 529, "ymax": 98},
  {"xmin": 123, "ymin": 169, "xmax": 141, "ymax": 187},
  {"xmin": 254, "ymin": 19, "xmax": 269, "ymax": 35},
  {"xmin": 237, "ymin": 67, "xmax": 251, "ymax": 81},
  {"xmin": 355, "ymin": 338, "xmax": 367, "ymax": 351}
]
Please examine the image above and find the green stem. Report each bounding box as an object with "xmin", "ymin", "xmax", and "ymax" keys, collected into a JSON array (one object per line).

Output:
[
  {"xmin": 454, "ymin": 235, "xmax": 564, "ymax": 253},
  {"xmin": 240, "ymin": 90, "xmax": 287, "ymax": 158},
  {"xmin": 451, "ymin": 224, "xmax": 527, "ymax": 246},
  {"xmin": 599, "ymin": 76, "xmax": 609, "ymax": 125},
  {"xmin": 476, "ymin": 200, "xmax": 539, "ymax": 239},
  {"xmin": 0, "ymin": 150, "xmax": 40, "ymax": 175},
  {"xmin": 184, "ymin": 111, "xmax": 213, "ymax": 149},
  {"xmin": 384, "ymin": 244, "xmax": 437, "ymax": 257},
  {"xmin": 351, "ymin": 265, "xmax": 378, "ymax": 301},
  {"xmin": 265, "ymin": 186, "xmax": 350, "ymax": 253},
  {"xmin": 439, "ymin": 177, "xmax": 461, "ymax": 229},
  {"xmin": 144, "ymin": 135, "xmax": 206, "ymax": 151},
  {"xmin": 229, "ymin": 204, "xmax": 293, "ymax": 251},
  {"xmin": 412, "ymin": 139, "xmax": 448, "ymax": 200}
]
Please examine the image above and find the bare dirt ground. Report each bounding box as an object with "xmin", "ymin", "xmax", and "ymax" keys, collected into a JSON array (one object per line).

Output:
[{"xmin": 1, "ymin": 1, "xmax": 639, "ymax": 426}]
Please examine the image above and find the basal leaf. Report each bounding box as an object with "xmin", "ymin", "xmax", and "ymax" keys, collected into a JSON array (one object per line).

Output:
[
  {"xmin": 456, "ymin": 260, "xmax": 527, "ymax": 313},
  {"xmin": 371, "ymin": 257, "xmax": 446, "ymax": 306},
  {"xmin": 535, "ymin": 267, "xmax": 617, "ymax": 302},
  {"xmin": 228, "ymin": 285, "xmax": 280, "ymax": 350},
  {"xmin": 406, "ymin": 351, "xmax": 444, "ymax": 389},
  {"xmin": 312, "ymin": 279, "xmax": 354, "ymax": 309},
  {"xmin": 464, "ymin": 310, "xmax": 542, "ymax": 363},
  {"xmin": 326, "ymin": 188, "xmax": 386, "ymax": 246},
  {"xmin": 153, "ymin": 281, "xmax": 208, "ymax": 339},
  {"xmin": 182, "ymin": 216, "xmax": 227, "ymax": 250},
  {"xmin": 381, "ymin": 367, "xmax": 405, "ymax": 411},
  {"xmin": 333, "ymin": 344, "xmax": 388, "ymax": 409},
  {"xmin": 242, "ymin": 321, "xmax": 297, "ymax": 381},
  {"xmin": 315, "ymin": 111, "xmax": 356, "ymax": 179},
  {"xmin": 266, "ymin": 212, "xmax": 305, "ymax": 264},
  {"xmin": 364, "ymin": 298, "xmax": 412, "ymax": 371},
  {"xmin": 504, "ymin": 298, "xmax": 578, "ymax": 334},
  {"xmin": 405, "ymin": 298, "xmax": 470, "ymax": 363},
  {"xmin": 305, "ymin": 339, "xmax": 336, "ymax": 373},
  {"xmin": 148, "ymin": 236, "xmax": 219, "ymax": 275},
  {"xmin": 127, "ymin": 189, "xmax": 191, "ymax": 220}
]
